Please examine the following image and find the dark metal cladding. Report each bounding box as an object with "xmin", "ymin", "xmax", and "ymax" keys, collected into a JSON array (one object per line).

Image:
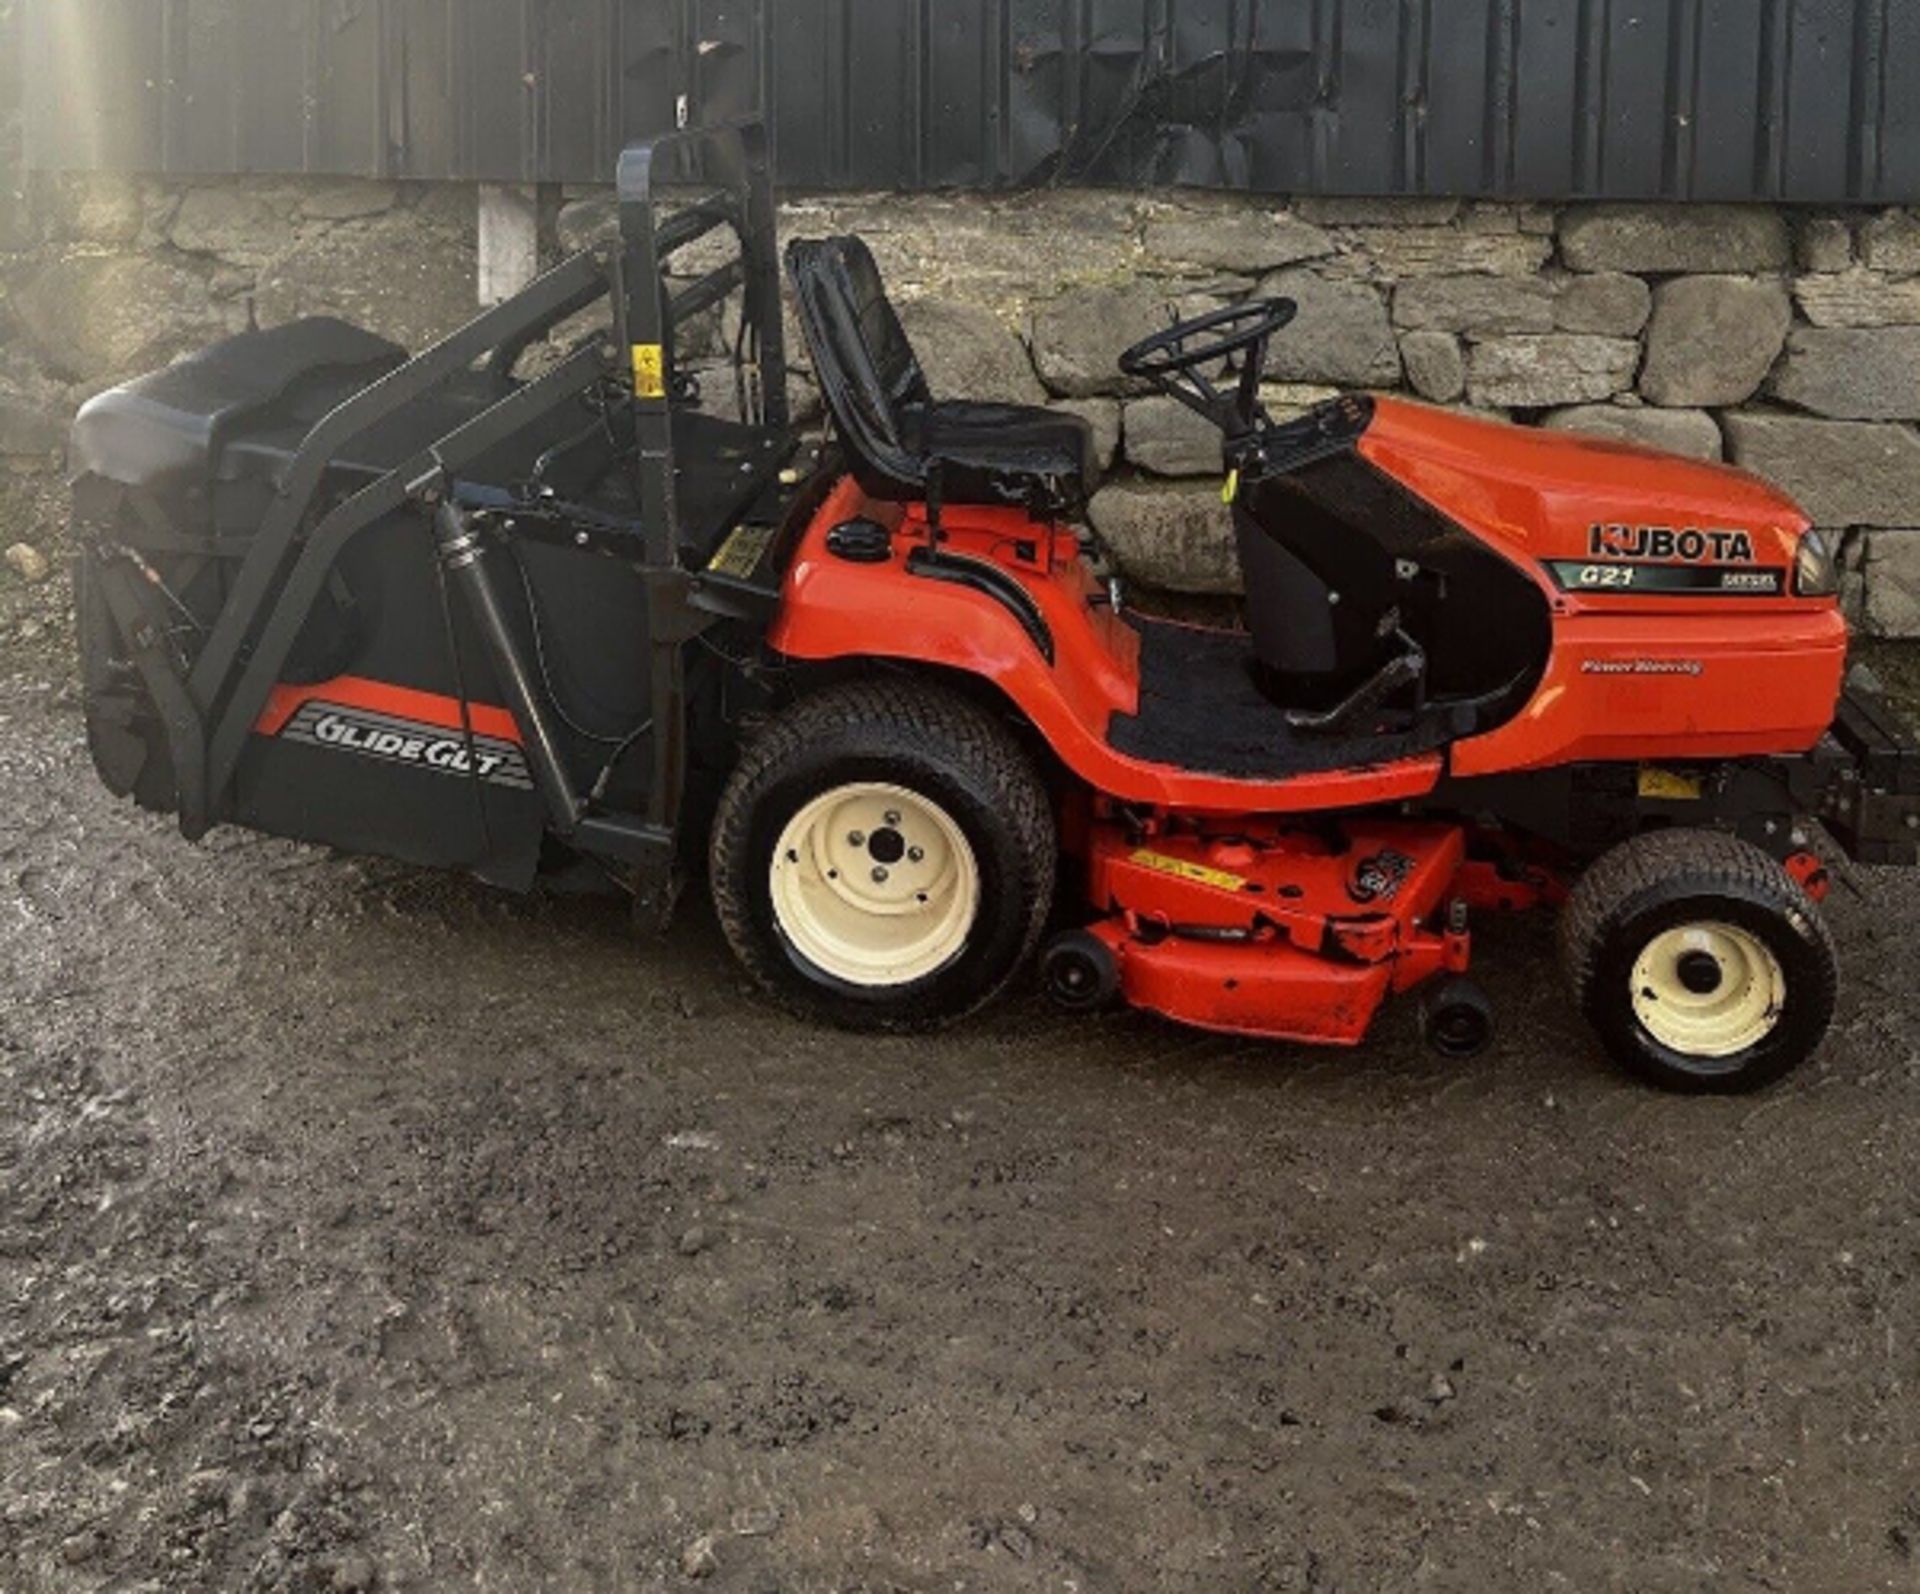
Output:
[{"xmin": 15, "ymin": 0, "xmax": 1920, "ymax": 201}]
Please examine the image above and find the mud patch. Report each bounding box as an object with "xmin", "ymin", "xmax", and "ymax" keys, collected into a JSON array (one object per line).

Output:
[{"xmin": 5, "ymin": 656, "xmax": 1920, "ymax": 1590}]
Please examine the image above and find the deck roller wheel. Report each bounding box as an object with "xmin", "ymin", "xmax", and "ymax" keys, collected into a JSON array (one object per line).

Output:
[
  {"xmin": 1041, "ymin": 930, "xmax": 1121, "ymax": 1014},
  {"xmin": 1421, "ymin": 976, "xmax": 1495, "ymax": 1058},
  {"xmin": 1559, "ymin": 828, "xmax": 1837, "ymax": 1093}
]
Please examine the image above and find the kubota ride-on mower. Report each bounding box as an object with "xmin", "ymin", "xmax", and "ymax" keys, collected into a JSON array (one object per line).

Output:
[{"xmin": 71, "ymin": 123, "xmax": 1920, "ymax": 1092}]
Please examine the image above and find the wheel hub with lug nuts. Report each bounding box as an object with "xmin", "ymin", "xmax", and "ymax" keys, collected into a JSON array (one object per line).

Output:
[
  {"xmin": 769, "ymin": 782, "xmax": 979, "ymax": 988},
  {"xmin": 1630, "ymin": 921, "xmax": 1785, "ymax": 1058},
  {"xmin": 1675, "ymin": 949, "xmax": 1723, "ymax": 995}
]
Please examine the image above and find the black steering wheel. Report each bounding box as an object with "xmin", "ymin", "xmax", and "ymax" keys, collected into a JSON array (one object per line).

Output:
[
  {"xmin": 1118, "ymin": 297, "xmax": 1298, "ymax": 380},
  {"xmin": 1117, "ymin": 297, "xmax": 1297, "ymax": 440}
]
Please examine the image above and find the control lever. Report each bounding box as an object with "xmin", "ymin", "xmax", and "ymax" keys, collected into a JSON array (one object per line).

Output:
[{"xmin": 1285, "ymin": 632, "xmax": 1427, "ymax": 735}]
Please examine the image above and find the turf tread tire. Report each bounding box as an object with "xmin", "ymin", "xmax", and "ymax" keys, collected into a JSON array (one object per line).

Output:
[
  {"xmin": 1558, "ymin": 828, "xmax": 1837, "ymax": 1093},
  {"xmin": 710, "ymin": 680, "xmax": 1056, "ymax": 1031}
]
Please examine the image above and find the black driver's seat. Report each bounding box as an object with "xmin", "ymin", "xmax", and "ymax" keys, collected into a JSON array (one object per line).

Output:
[{"xmin": 786, "ymin": 236, "xmax": 1097, "ymax": 519}]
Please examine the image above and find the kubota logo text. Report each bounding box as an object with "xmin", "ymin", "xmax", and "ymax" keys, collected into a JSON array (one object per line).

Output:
[{"xmin": 1587, "ymin": 524, "xmax": 1756, "ymax": 563}]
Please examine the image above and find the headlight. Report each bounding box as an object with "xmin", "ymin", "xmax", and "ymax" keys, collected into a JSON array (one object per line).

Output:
[{"xmin": 1794, "ymin": 528, "xmax": 1838, "ymax": 597}]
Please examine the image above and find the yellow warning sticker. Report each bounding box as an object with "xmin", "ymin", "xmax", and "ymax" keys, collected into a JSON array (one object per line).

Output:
[
  {"xmin": 1129, "ymin": 848, "xmax": 1248, "ymax": 893},
  {"xmin": 631, "ymin": 342, "xmax": 665, "ymax": 399},
  {"xmin": 1638, "ymin": 766, "xmax": 1703, "ymax": 800},
  {"xmin": 707, "ymin": 524, "xmax": 775, "ymax": 579}
]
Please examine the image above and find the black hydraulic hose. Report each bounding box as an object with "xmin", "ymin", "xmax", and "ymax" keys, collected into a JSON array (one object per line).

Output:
[{"xmin": 432, "ymin": 500, "xmax": 583, "ymax": 836}]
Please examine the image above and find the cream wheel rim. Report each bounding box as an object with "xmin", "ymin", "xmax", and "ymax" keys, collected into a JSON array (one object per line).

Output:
[
  {"xmin": 1629, "ymin": 921, "xmax": 1786, "ymax": 1058},
  {"xmin": 769, "ymin": 782, "xmax": 980, "ymax": 987}
]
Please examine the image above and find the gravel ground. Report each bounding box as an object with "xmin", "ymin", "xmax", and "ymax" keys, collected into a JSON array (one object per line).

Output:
[{"xmin": 6, "ymin": 489, "xmax": 1920, "ymax": 1592}]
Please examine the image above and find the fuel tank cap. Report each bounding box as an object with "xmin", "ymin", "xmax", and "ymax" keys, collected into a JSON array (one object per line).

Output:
[{"xmin": 826, "ymin": 518, "xmax": 892, "ymax": 563}]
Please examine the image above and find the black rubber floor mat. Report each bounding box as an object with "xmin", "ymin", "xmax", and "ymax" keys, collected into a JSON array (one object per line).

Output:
[{"xmin": 1106, "ymin": 616, "xmax": 1449, "ymax": 779}]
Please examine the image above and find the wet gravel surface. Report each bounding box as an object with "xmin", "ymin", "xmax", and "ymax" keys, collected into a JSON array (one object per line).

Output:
[{"xmin": 5, "ymin": 625, "xmax": 1920, "ymax": 1591}]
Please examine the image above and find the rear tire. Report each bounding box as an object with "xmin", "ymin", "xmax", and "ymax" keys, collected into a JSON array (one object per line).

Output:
[
  {"xmin": 1559, "ymin": 829, "xmax": 1837, "ymax": 1093},
  {"xmin": 710, "ymin": 681, "xmax": 1056, "ymax": 1031}
]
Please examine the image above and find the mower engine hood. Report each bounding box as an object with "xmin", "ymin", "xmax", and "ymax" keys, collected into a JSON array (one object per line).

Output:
[{"xmin": 1357, "ymin": 397, "xmax": 1814, "ymax": 583}]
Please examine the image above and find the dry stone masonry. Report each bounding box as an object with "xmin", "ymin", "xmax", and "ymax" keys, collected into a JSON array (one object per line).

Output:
[{"xmin": 2, "ymin": 153, "xmax": 1920, "ymax": 633}]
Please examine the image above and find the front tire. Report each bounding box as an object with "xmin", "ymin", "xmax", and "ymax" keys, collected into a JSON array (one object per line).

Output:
[
  {"xmin": 1558, "ymin": 829, "xmax": 1838, "ymax": 1093},
  {"xmin": 710, "ymin": 681, "xmax": 1056, "ymax": 1031}
]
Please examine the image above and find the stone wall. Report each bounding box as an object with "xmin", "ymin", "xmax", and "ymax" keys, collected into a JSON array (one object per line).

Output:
[{"xmin": 4, "ymin": 161, "xmax": 1920, "ymax": 634}]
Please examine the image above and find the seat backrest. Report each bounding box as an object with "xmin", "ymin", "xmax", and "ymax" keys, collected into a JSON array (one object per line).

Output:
[{"xmin": 786, "ymin": 236, "xmax": 931, "ymax": 494}]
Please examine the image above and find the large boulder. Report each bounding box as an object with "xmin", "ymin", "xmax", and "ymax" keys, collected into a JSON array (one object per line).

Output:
[
  {"xmin": 557, "ymin": 194, "xmax": 619, "ymax": 255},
  {"xmin": 299, "ymin": 179, "xmax": 400, "ymax": 223},
  {"xmin": 0, "ymin": 392, "xmax": 67, "ymax": 457},
  {"xmin": 1347, "ymin": 227, "xmax": 1552, "ymax": 278},
  {"xmin": 1769, "ymin": 327, "xmax": 1920, "ymax": 421},
  {"xmin": 1399, "ymin": 330, "xmax": 1465, "ymax": 403},
  {"xmin": 1051, "ymin": 398, "xmax": 1121, "ymax": 471},
  {"xmin": 1862, "ymin": 210, "xmax": 1920, "ymax": 274},
  {"xmin": 1723, "ymin": 414, "xmax": 1920, "ymax": 527},
  {"xmin": 1391, "ymin": 274, "xmax": 1553, "ymax": 336},
  {"xmin": 895, "ymin": 299, "xmax": 1045, "ymax": 407},
  {"xmin": 1295, "ymin": 197, "xmax": 1461, "ymax": 227},
  {"xmin": 1638, "ymin": 276, "xmax": 1790, "ymax": 407},
  {"xmin": 1259, "ymin": 382, "xmax": 1343, "ymax": 420},
  {"xmin": 10, "ymin": 254, "xmax": 228, "ymax": 382},
  {"xmin": 1087, "ymin": 480, "xmax": 1240, "ymax": 594},
  {"xmin": 255, "ymin": 200, "xmax": 479, "ymax": 354},
  {"xmin": 1029, "ymin": 281, "xmax": 1209, "ymax": 398},
  {"xmin": 829, "ymin": 190, "xmax": 1142, "ymax": 311},
  {"xmin": 1465, "ymin": 335, "xmax": 1639, "ymax": 409},
  {"xmin": 46, "ymin": 173, "xmax": 144, "ymax": 247},
  {"xmin": 1141, "ymin": 206, "xmax": 1333, "ymax": 275},
  {"xmin": 1553, "ymin": 272, "xmax": 1651, "ymax": 336},
  {"xmin": 1793, "ymin": 270, "xmax": 1920, "ymax": 328},
  {"xmin": 1257, "ymin": 270, "xmax": 1400, "ymax": 387},
  {"xmin": 1559, "ymin": 204, "xmax": 1790, "ymax": 273},
  {"xmin": 1854, "ymin": 529, "xmax": 1920, "ymax": 637},
  {"xmin": 1122, "ymin": 395, "xmax": 1224, "ymax": 477},
  {"xmin": 169, "ymin": 184, "xmax": 292, "ymax": 264},
  {"xmin": 1541, "ymin": 405, "xmax": 1722, "ymax": 461},
  {"xmin": 1796, "ymin": 216, "xmax": 1855, "ymax": 273},
  {"xmin": 1460, "ymin": 200, "xmax": 1557, "ymax": 235}
]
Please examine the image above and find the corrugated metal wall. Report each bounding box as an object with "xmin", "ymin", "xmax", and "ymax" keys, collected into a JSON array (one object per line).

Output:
[{"xmin": 17, "ymin": 0, "xmax": 1920, "ymax": 201}]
